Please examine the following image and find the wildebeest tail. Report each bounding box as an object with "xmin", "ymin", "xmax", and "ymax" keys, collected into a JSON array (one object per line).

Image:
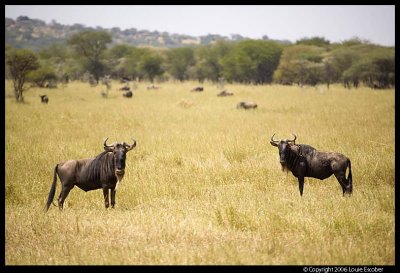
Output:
[
  {"xmin": 347, "ymin": 160, "xmax": 353, "ymax": 194},
  {"xmin": 45, "ymin": 164, "xmax": 58, "ymax": 212}
]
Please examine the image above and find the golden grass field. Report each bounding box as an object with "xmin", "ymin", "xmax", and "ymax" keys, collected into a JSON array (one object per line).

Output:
[{"xmin": 5, "ymin": 80, "xmax": 394, "ymax": 265}]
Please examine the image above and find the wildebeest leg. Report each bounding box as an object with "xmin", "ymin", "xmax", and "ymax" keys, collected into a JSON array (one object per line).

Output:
[
  {"xmin": 58, "ymin": 185, "xmax": 73, "ymax": 210},
  {"xmin": 298, "ymin": 177, "xmax": 305, "ymax": 196},
  {"xmin": 110, "ymin": 188, "xmax": 116, "ymax": 208},
  {"xmin": 334, "ymin": 172, "xmax": 348, "ymax": 196},
  {"xmin": 103, "ymin": 187, "xmax": 110, "ymax": 208}
]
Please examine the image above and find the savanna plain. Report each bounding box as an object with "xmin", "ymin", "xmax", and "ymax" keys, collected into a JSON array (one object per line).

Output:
[{"xmin": 5, "ymin": 81, "xmax": 394, "ymax": 265}]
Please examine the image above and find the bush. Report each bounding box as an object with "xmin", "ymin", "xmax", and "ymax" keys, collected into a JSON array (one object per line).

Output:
[{"xmin": 28, "ymin": 66, "xmax": 58, "ymax": 88}]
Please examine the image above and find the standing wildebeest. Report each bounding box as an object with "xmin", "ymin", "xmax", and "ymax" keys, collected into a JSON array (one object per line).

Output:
[
  {"xmin": 237, "ymin": 101, "xmax": 257, "ymax": 109},
  {"xmin": 45, "ymin": 138, "xmax": 136, "ymax": 211},
  {"xmin": 40, "ymin": 95, "xmax": 49, "ymax": 103},
  {"xmin": 123, "ymin": 91, "xmax": 133, "ymax": 98},
  {"xmin": 270, "ymin": 134, "xmax": 352, "ymax": 196}
]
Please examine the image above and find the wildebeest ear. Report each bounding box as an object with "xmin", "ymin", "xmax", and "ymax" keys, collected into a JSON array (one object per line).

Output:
[{"xmin": 270, "ymin": 141, "xmax": 278, "ymax": 147}]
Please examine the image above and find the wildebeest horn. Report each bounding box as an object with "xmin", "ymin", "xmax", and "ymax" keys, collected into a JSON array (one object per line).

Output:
[
  {"xmin": 104, "ymin": 137, "xmax": 114, "ymax": 151},
  {"xmin": 270, "ymin": 133, "xmax": 279, "ymax": 143},
  {"xmin": 288, "ymin": 134, "xmax": 297, "ymax": 143},
  {"xmin": 123, "ymin": 139, "xmax": 137, "ymax": 151}
]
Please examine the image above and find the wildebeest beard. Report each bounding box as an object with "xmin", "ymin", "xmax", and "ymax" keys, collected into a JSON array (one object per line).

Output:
[
  {"xmin": 116, "ymin": 172, "xmax": 124, "ymax": 182},
  {"xmin": 115, "ymin": 172, "xmax": 124, "ymax": 191},
  {"xmin": 280, "ymin": 162, "xmax": 289, "ymax": 172},
  {"xmin": 114, "ymin": 157, "xmax": 126, "ymax": 189}
]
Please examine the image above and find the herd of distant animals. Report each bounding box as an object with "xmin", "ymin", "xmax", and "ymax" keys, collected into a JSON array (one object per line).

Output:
[
  {"xmin": 41, "ymin": 78, "xmax": 353, "ymax": 212},
  {"xmin": 39, "ymin": 77, "xmax": 257, "ymax": 110}
]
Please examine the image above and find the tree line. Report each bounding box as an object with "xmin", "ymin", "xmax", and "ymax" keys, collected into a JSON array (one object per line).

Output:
[{"xmin": 5, "ymin": 31, "xmax": 394, "ymax": 102}]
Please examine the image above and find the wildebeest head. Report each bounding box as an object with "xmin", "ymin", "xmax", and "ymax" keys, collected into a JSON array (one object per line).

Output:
[
  {"xmin": 103, "ymin": 137, "xmax": 136, "ymax": 181},
  {"xmin": 270, "ymin": 133, "xmax": 296, "ymax": 171}
]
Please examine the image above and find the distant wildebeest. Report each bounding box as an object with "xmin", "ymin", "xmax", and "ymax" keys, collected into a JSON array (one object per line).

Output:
[
  {"xmin": 120, "ymin": 76, "xmax": 131, "ymax": 83},
  {"xmin": 270, "ymin": 134, "xmax": 352, "ymax": 196},
  {"xmin": 44, "ymin": 82, "xmax": 57, "ymax": 88},
  {"xmin": 217, "ymin": 90, "xmax": 234, "ymax": 97},
  {"xmin": 191, "ymin": 86, "xmax": 204, "ymax": 92},
  {"xmin": 123, "ymin": 91, "xmax": 133, "ymax": 98},
  {"xmin": 45, "ymin": 138, "xmax": 137, "ymax": 211},
  {"xmin": 237, "ymin": 101, "xmax": 257, "ymax": 109},
  {"xmin": 40, "ymin": 95, "xmax": 49, "ymax": 103},
  {"xmin": 101, "ymin": 90, "xmax": 108, "ymax": 98},
  {"xmin": 147, "ymin": 84, "xmax": 160, "ymax": 90},
  {"xmin": 119, "ymin": 85, "xmax": 130, "ymax": 91}
]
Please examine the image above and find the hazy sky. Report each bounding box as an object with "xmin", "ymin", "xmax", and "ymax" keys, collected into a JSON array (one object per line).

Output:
[{"xmin": 5, "ymin": 5, "xmax": 395, "ymax": 46}]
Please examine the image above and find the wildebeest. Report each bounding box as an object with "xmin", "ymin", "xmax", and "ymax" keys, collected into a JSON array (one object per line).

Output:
[
  {"xmin": 101, "ymin": 90, "xmax": 108, "ymax": 98},
  {"xmin": 40, "ymin": 95, "xmax": 49, "ymax": 103},
  {"xmin": 270, "ymin": 134, "xmax": 352, "ymax": 196},
  {"xmin": 217, "ymin": 90, "xmax": 234, "ymax": 97},
  {"xmin": 119, "ymin": 85, "xmax": 130, "ymax": 91},
  {"xmin": 237, "ymin": 101, "xmax": 257, "ymax": 109},
  {"xmin": 45, "ymin": 138, "xmax": 136, "ymax": 211},
  {"xmin": 120, "ymin": 76, "xmax": 131, "ymax": 83},
  {"xmin": 123, "ymin": 91, "xmax": 133, "ymax": 98},
  {"xmin": 191, "ymin": 86, "xmax": 204, "ymax": 92},
  {"xmin": 147, "ymin": 84, "xmax": 160, "ymax": 90}
]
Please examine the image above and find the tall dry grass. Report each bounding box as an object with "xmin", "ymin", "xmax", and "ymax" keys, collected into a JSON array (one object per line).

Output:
[{"xmin": 5, "ymin": 80, "xmax": 394, "ymax": 265}]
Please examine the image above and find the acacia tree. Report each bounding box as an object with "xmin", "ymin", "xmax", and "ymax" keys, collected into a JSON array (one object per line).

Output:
[
  {"xmin": 138, "ymin": 51, "xmax": 164, "ymax": 83},
  {"xmin": 322, "ymin": 57, "xmax": 339, "ymax": 89},
  {"xmin": 28, "ymin": 66, "xmax": 58, "ymax": 88},
  {"xmin": 121, "ymin": 47, "xmax": 155, "ymax": 81},
  {"xmin": 166, "ymin": 47, "xmax": 195, "ymax": 81},
  {"xmin": 342, "ymin": 51, "xmax": 395, "ymax": 89},
  {"xmin": 6, "ymin": 48, "xmax": 39, "ymax": 102},
  {"xmin": 67, "ymin": 31, "xmax": 112, "ymax": 83},
  {"xmin": 38, "ymin": 44, "xmax": 73, "ymax": 83},
  {"xmin": 194, "ymin": 41, "xmax": 233, "ymax": 82},
  {"xmin": 221, "ymin": 40, "xmax": 282, "ymax": 84},
  {"xmin": 273, "ymin": 44, "xmax": 326, "ymax": 85}
]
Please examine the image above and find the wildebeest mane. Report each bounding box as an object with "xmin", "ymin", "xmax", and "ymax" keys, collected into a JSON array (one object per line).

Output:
[
  {"xmin": 297, "ymin": 144, "xmax": 316, "ymax": 155},
  {"xmin": 86, "ymin": 151, "xmax": 117, "ymax": 184},
  {"xmin": 284, "ymin": 144, "xmax": 315, "ymax": 172}
]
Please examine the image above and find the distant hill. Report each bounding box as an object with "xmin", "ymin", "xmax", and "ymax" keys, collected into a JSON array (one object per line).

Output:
[{"xmin": 5, "ymin": 16, "xmax": 292, "ymax": 51}]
